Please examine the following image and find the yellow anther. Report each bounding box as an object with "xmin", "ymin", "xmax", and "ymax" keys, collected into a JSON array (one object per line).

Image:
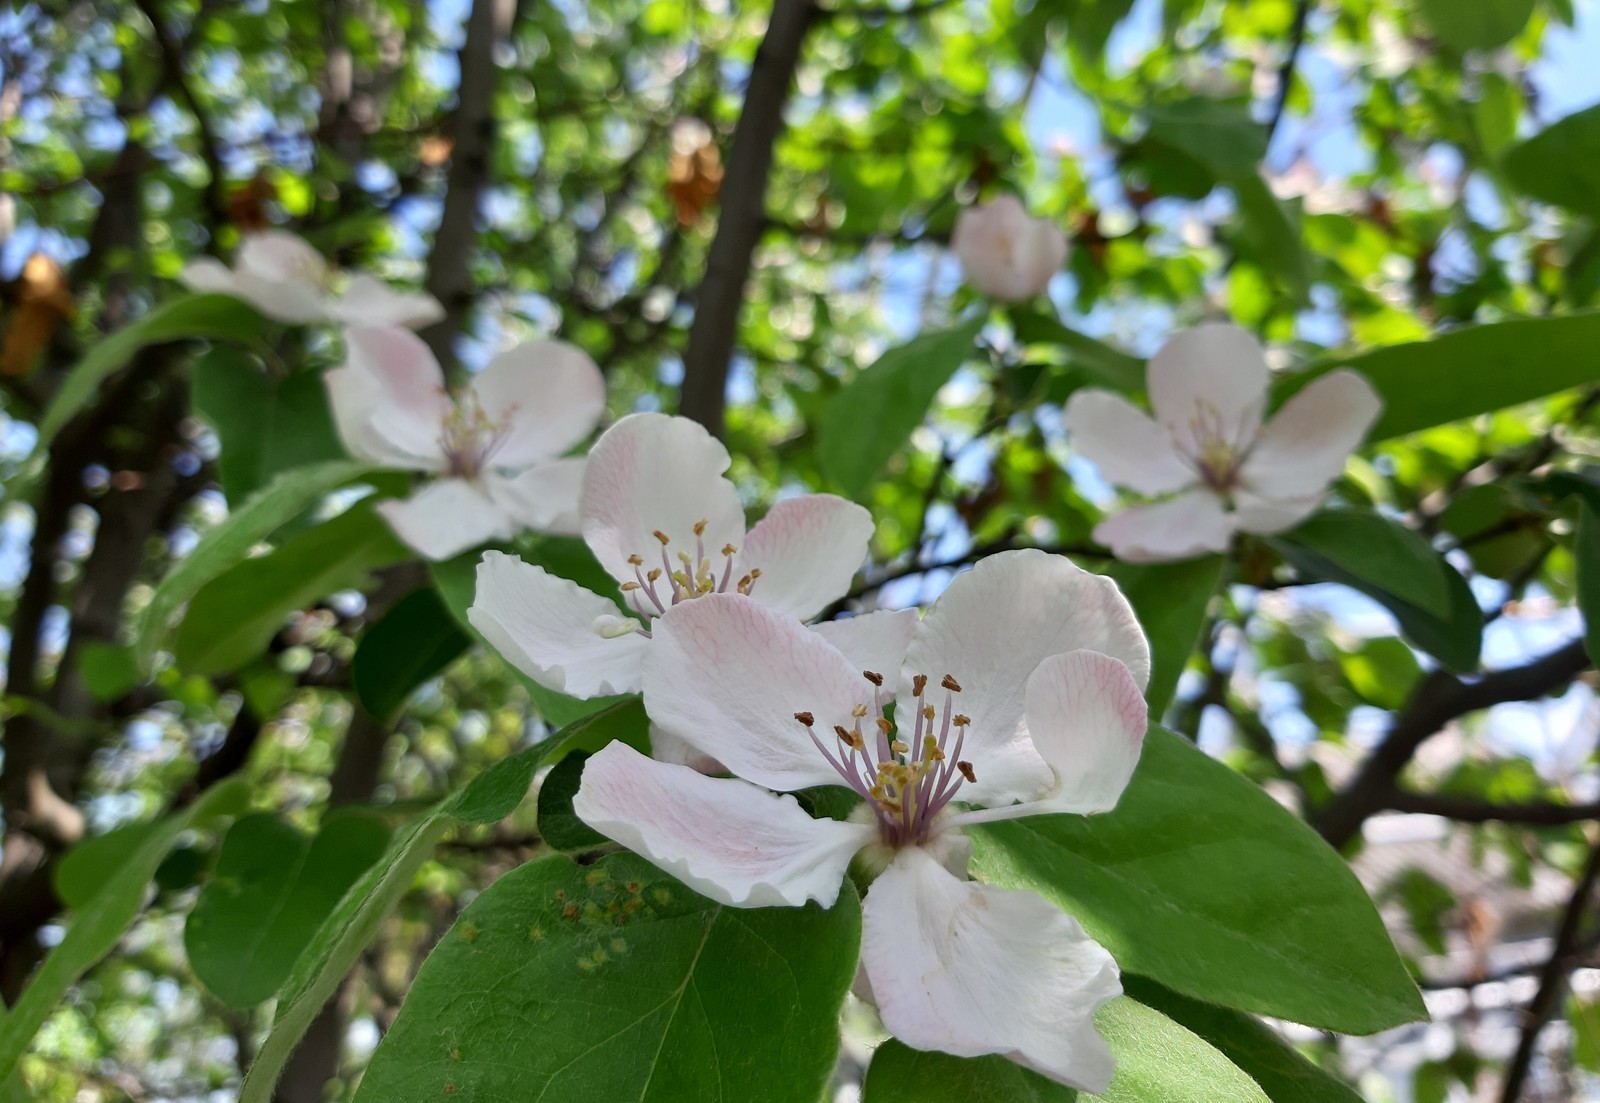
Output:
[
  {"xmin": 889, "ymin": 740, "xmax": 910, "ymax": 755},
  {"xmin": 693, "ymin": 519, "xmax": 708, "ymax": 536},
  {"xmin": 941, "ymin": 674, "xmax": 963, "ymax": 692},
  {"xmin": 627, "ymin": 554, "xmax": 644, "ymax": 566},
  {"xmin": 922, "ymin": 705, "xmax": 935, "ymax": 722},
  {"xmin": 672, "ymin": 571, "xmax": 691, "ymax": 589},
  {"xmin": 647, "ymin": 568, "xmax": 663, "ymax": 582},
  {"xmin": 923, "ymin": 735, "xmax": 945, "ymax": 761},
  {"xmin": 677, "ymin": 550, "xmax": 693, "ymax": 565},
  {"xmin": 851, "ymin": 704, "xmax": 868, "ymax": 719},
  {"xmin": 749, "ymin": 568, "xmax": 762, "ymax": 579},
  {"xmin": 653, "ymin": 530, "xmax": 671, "ymax": 545},
  {"xmin": 874, "ymin": 717, "xmax": 893, "ymax": 735},
  {"xmin": 721, "ymin": 544, "xmax": 737, "ymax": 556},
  {"xmin": 953, "ymin": 714, "xmax": 971, "ymax": 727},
  {"xmin": 620, "ymin": 581, "xmax": 641, "ymax": 592}
]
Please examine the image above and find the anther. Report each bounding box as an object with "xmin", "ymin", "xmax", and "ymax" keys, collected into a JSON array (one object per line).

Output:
[
  {"xmin": 647, "ymin": 568, "xmax": 663, "ymax": 582},
  {"xmin": 794, "ymin": 712, "xmax": 815, "ymax": 727},
  {"xmin": 912, "ymin": 674, "xmax": 927, "ymax": 697},
  {"xmin": 889, "ymin": 740, "xmax": 909, "ymax": 755},
  {"xmin": 620, "ymin": 581, "xmax": 640, "ymax": 592},
  {"xmin": 627, "ymin": 554, "xmax": 644, "ymax": 566},
  {"xmin": 653, "ymin": 530, "xmax": 671, "ymax": 545},
  {"xmin": 863, "ymin": 671, "xmax": 884, "ymax": 687},
  {"xmin": 923, "ymin": 735, "xmax": 945, "ymax": 760},
  {"xmin": 749, "ymin": 568, "xmax": 762, "ymax": 579},
  {"xmin": 693, "ymin": 519, "xmax": 708, "ymax": 536},
  {"xmin": 721, "ymin": 544, "xmax": 737, "ymax": 556},
  {"xmin": 874, "ymin": 717, "xmax": 893, "ymax": 735},
  {"xmin": 953, "ymin": 714, "xmax": 970, "ymax": 727},
  {"xmin": 958, "ymin": 761, "xmax": 977, "ymax": 783},
  {"xmin": 851, "ymin": 704, "xmax": 868, "ymax": 719},
  {"xmin": 941, "ymin": 674, "xmax": 963, "ymax": 692},
  {"xmin": 922, "ymin": 705, "xmax": 935, "ymax": 721}
]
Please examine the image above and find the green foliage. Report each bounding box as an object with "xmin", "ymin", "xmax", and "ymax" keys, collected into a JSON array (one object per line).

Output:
[
  {"xmin": 1503, "ymin": 104, "xmax": 1600, "ymax": 219},
  {"xmin": 1417, "ymin": 0, "xmax": 1536, "ymax": 51},
  {"xmin": 864, "ymin": 1042, "xmax": 1076, "ymax": 1103},
  {"xmin": 191, "ymin": 349, "xmax": 345, "ymax": 502},
  {"xmin": 185, "ymin": 811, "xmax": 391, "ymax": 1008},
  {"xmin": 970, "ymin": 728, "xmax": 1426, "ymax": 1035},
  {"xmin": 1109, "ymin": 556, "xmax": 1224, "ymax": 718},
  {"xmin": 1282, "ymin": 509, "xmax": 1450, "ymax": 617},
  {"xmin": 354, "ymin": 852, "xmax": 861, "ymax": 1103},
  {"xmin": 352, "ymin": 587, "xmax": 474, "ymax": 722}
]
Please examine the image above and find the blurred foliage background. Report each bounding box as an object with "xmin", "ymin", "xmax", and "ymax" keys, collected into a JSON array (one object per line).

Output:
[{"xmin": 6, "ymin": 0, "xmax": 1600, "ymax": 1099}]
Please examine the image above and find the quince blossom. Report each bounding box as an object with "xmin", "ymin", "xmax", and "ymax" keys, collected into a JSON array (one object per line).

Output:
[
  {"xmin": 325, "ymin": 327, "xmax": 605, "ymax": 560},
  {"xmin": 181, "ymin": 230, "xmax": 443, "ymax": 328},
  {"xmin": 951, "ymin": 195, "xmax": 1068, "ymax": 302},
  {"xmin": 573, "ymin": 549, "xmax": 1149, "ymax": 1091},
  {"xmin": 1064, "ymin": 324, "xmax": 1382, "ymax": 562},
  {"xmin": 468, "ymin": 413, "xmax": 877, "ymax": 710}
]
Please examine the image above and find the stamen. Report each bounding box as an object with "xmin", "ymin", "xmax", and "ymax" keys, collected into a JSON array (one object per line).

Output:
[
  {"xmin": 958, "ymin": 761, "xmax": 977, "ymax": 784},
  {"xmin": 628, "ymin": 554, "xmax": 644, "ymax": 566},
  {"xmin": 653, "ymin": 530, "xmax": 671, "ymax": 545},
  {"xmin": 941, "ymin": 674, "xmax": 962, "ymax": 692},
  {"xmin": 863, "ymin": 671, "xmax": 884, "ymax": 687},
  {"xmin": 794, "ymin": 712, "xmax": 814, "ymax": 727},
  {"xmin": 912, "ymin": 674, "xmax": 927, "ymax": 697},
  {"xmin": 851, "ymin": 704, "xmax": 868, "ymax": 719},
  {"xmin": 693, "ymin": 519, "xmax": 708, "ymax": 536}
]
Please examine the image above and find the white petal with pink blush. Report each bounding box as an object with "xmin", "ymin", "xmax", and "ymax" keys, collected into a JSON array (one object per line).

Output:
[
  {"xmin": 1065, "ymin": 324, "xmax": 1382, "ymax": 563},
  {"xmin": 952, "ymin": 195, "xmax": 1068, "ymax": 302}
]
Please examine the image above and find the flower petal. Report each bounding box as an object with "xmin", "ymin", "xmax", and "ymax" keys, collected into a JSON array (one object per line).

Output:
[
  {"xmin": 579, "ymin": 413, "xmax": 746, "ymax": 585},
  {"xmin": 1238, "ymin": 369, "xmax": 1381, "ymax": 499},
  {"xmin": 741, "ymin": 495, "xmax": 874, "ymax": 620},
  {"xmin": 327, "ymin": 327, "xmax": 451, "ymax": 468},
  {"xmin": 643, "ymin": 593, "xmax": 872, "ymax": 792},
  {"xmin": 228, "ymin": 272, "xmax": 327, "ymax": 324},
  {"xmin": 1092, "ymin": 487, "xmax": 1234, "ymax": 563},
  {"xmin": 648, "ymin": 722, "xmax": 726, "ymax": 775},
  {"xmin": 951, "ymin": 195, "xmax": 1064, "ymax": 302},
  {"xmin": 899, "ymin": 549, "xmax": 1150, "ymax": 806},
  {"xmin": 1230, "ymin": 487, "xmax": 1324, "ymax": 535},
  {"xmin": 468, "ymin": 339, "xmax": 607, "ymax": 468},
  {"xmin": 329, "ymin": 274, "xmax": 445, "ymax": 330},
  {"xmin": 809, "ymin": 609, "xmax": 919, "ymax": 678},
  {"xmin": 178, "ymin": 257, "xmax": 236, "ymax": 295},
  {"xmin": 862, "ymin": 847, "xmax": 1121, "ymax": 1092},
  {"xmin": 952, "ymin": 650, "xmax": 1145, "ymax": 821},
  {"xmin": 486, "ymin": 458, "xmax": 587, "ymax": 537},
  {"xmin": 377, "ymin": 478, "xmax": 512, "ymax": 561},
  {"xmin": 1062, "ymin": 389, "xmax": 1195, "ymax": 495},
  {"xmin": 1146, "ymin": 324, "xmax": 1268, "ymax": 450},
  {"xmin": 235, "ymin": 231, "xmax": 328, "ymax": 283},
  {"xmin": 574, "ymin": 742, "xmax": 874, "ymax": 908},
  {"xmin": 468, "ymin": 551, "xmax": 646, "ymax": 697}
]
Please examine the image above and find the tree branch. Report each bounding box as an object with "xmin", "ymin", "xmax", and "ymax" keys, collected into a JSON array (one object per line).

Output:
[
  {"xmin": 1264, "ymin": 0, "xmax": 1312, "ymax": 151},
  {"xmin": 1313, "ymin": 638, "xmax": 1593, "ymax": 849},
  {"xmin": 678, "ymin": 0, "xmax": 819, "ymax": 438},
  {"xmin": 1387, "ymin": 790, "xmax": 1600, "ymax": 826}
]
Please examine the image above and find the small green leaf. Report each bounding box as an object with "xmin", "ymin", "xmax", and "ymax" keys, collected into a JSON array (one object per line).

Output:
[
  {"xmin": 536, "ymin": 752, "xmax": 608, "ymax": 851},
  {"xmin": 352, "ymin": 853, "xmax": 861, "ymax": 1103},
  {"xmin": 1109, "ymin": 556, "xmax": 1224, "ymax": 720},
  {"xmin": 352, "ymin": 587, "xmax": 472, "ymax": 722},
  {"xmin": 1418, "ymin": 0, "xmax": 1534, "ymax": 52},
  {"xmin": 53, "ymin": 822, "xmax": 163, "ymax": 910},
  {"xmin": 970, "ymin": 727, "xmax": 1426, "ymax": 1035},
  {"xmin": 819, "ymin": 317, "xmax": 986, "ymax": 499},
  {"xmin": 1280, "ymin": 509, "xmax": 1451, "ymax": 617},
  {"xmin": 135, "ymin": 459, "xmax": 377, "ymax": 671},
  {"xmin": 174, "ymin": 502, "xmax": 409, "ymax": 675},
  {"xmin": 1096, "ymin": 996, "xmax": 1271, "ymax": 1103},
  {"xmin": 77, "ymin": 642, "xmax": 142, "ymax": 702},
  {"xmin": 1143, "ymin": 99, "xmax": 1267, "ymax": 178},
  {"xmin": 192, "ymin": 352, "xmax": 345, "ymax": 503},
  {"xmin": 863, "ymin": 1040, "xmax": 1075, "ymax": 1102},
  {"xmin": 1008, "ymin": 308, "xmax": 1145, "ymax": 392},
  {"xmin": 185, "ymin": 811, "xmax": 390, "ymax": 1008}
]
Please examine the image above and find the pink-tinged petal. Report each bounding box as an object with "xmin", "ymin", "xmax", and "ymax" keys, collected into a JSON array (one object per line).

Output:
[
  {"xmin": 862, "ymin": 848, "xmax": 1121, "ymax": 1092},
  {"xmin": 573, "ymin": 742, "xmax": 874, "ymax": 908},
  {"xmin": 1146, "ymin": 324, "xmax": 1269, "ymax": 450},
  {"xmin": 580, "ymin": 413, "xmax": 746, "ymax": 585},
  {"xmin": 228, "ymin": 272, "xmax": 326, "ymax": 324},
  {"xmin": 468, "ymin": 339, "xmax": 606, "ymax": 468},
  {"xmin": 376, "ymin": 478, "xmax": 512, "ymax": 561},
  {"xmin": 234, "ymin": 231, "xmax": 328, "ymax": 284},
  {"xmin": 178, "ymin": 258, "xmax": 236, "ymax": 295},
  {"xmin": 1093, "ymin": 487, "xmax": 1234, "ymax": 564},
  {"xmin": 1238, "ymin": 369, "xmax": 1381, "ymax": 499},
  {"xmin": 468, "ymin": 552, "xmax": 646, "ymax": 698},
  {"xmin": 648, "ymin": 722, "xmax": 726, "ymax": 775},
  {"xmin": 809, "ymin": 609, "xmax": 919, "ymax": 678},
  {"xmin": 741, "ymin": 495, "xmax": 875, "ymax": 620},
  {"xmin": 1230, "ymin": 487, "xmax": 1324, "ymax": 535},
  {"xmin": 899, "ymin": 549, "xmax": 1150, "ymax": 807},
  {"xmin": 952, "ymin": 195, "xmax": 1064, "ymax": 301},
  {"xmin": 953, "ymin": 651, "xmax": 1145, "ymax": 824},
  {"xmin": 328, "ymin": 327, "xmax": 451, "ymax": 468},
  {"xmin": 486, "ymin": 457, "xmax": 587, "ymax": 536},
  {"xmin": 643, "ymin": 593, "xmax": 872, "ymax": 793},
  {"xmin": 1062, "ymin": 389, "xmax": 1195, "ymax": 495},
  {"xmin": 329, "ymin": 274, "xmax": 445, "ymax": 330}
]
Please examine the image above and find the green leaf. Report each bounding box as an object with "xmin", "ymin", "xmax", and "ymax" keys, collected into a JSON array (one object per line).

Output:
[
  {"xmin": 174, "ymin": 502, "xmax": 409, "ymax": 675},
  {"xmin": 1096, "ymin": 996, "xmax": 1271, "ymax": 1103},
  {"xmin": 32, "ymin": 293, "xmax": 265, "ymax": 459},
  {"xmin": 185, "ymin": 811, "xmax": 390, "ymax": 1008},
  {"xmin": 819, "ymin": 317, "xmax": 986, "ymax": 499},
  {"xmin": 536, "ymin": 752, "xmax": 608, "ymax": 851},
  {"xmin": 1269, "ymin": 532, "xmax": 1483, "ymax": 673},
  {"xmin": 1061, "ymin": 0, "xmax": 1138, "ymax": 63},
  {"xmin": 352, "ymin": 852, "xmax": 861, "ymax": 1103},
  {"xmin": 192, "ymin": 351, "xmax": 345, "ymax": 503},
  {"xmin": 863, "ymin": 1041, "xmax": 1075, "ymax": 1102},
  {"xmin": 53, "ymin": 822, "xmax": 163, "ymax": 910},
  {"xmin": 1230, "ymin": 173, "xmax": 1311, "ymax": 304},
  {"xmin": 969, "ymin": 727, "xmax": 1425, "ymax": 1035},
  {"xmin": 1109, "ymin": 556, "xmax": 1223, "ymax": 720},
  {"xmin": 1418, "ymin": 0, "xmax": 1534, "ymax": 52},
  {"xmin": 238, "ymin": 703, "xmax": 648, "ymax": 1103},
  {"xmin": 1008, "ymin": 308, "xmax": 1145, "ymax": 392},
  {"xmin": 1278, "ymin": 311, "xmax": 1600, "ymax": 442},
  {"xmin": 352, "ymin": 587, "xmax": 472, "ymax": 722},
  {"xmin": 135, "ymin": 459, "xmax": 377, "ymax": 671},
  {"xmin": 77, "ymin": 642, "xmax": 142, "ymax": 702},
  {"xmin": 0, "ymin": 779, "xmax": 248, "ymax": 1083},
  {"xmin": 431, "ymin": 541, "xmax": 627, "ymax": 727},
  {"xmin": 1280, "ymin": 509, "xmax": 1451, "ymax": 616},
  {"xmin": 1124, "ymin": 976, "xmax": 1365, "ymax": 1103},
  {"xmin": 1143, "ymin": 99, "xmax": 1266, "ymax": 179},
  {"xmin": 1578, "ymin": 501, "xmax": 1600, "ymax": 669}
]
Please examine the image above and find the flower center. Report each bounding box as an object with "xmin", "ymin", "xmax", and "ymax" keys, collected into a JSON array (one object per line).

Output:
[
  {"xmin": 616, "ymin": 520, "xmax": 759, "ymax": 632},
  {"xmin": 439, "ymin": 393, "xmax": 512, "ymax": 480},
  {"xmin": 1175, "ymin": 399, "xmax": 1256, "ymax": 494},
  {"xmin": 794, "ymin": 671, "xmax": 976, "ymax": 849}
]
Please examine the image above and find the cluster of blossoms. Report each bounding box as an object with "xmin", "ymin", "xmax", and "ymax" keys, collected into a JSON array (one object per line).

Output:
[{"xmin": 187, "ymin": 221, "xmax": 1383, "ymax": 1089}]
